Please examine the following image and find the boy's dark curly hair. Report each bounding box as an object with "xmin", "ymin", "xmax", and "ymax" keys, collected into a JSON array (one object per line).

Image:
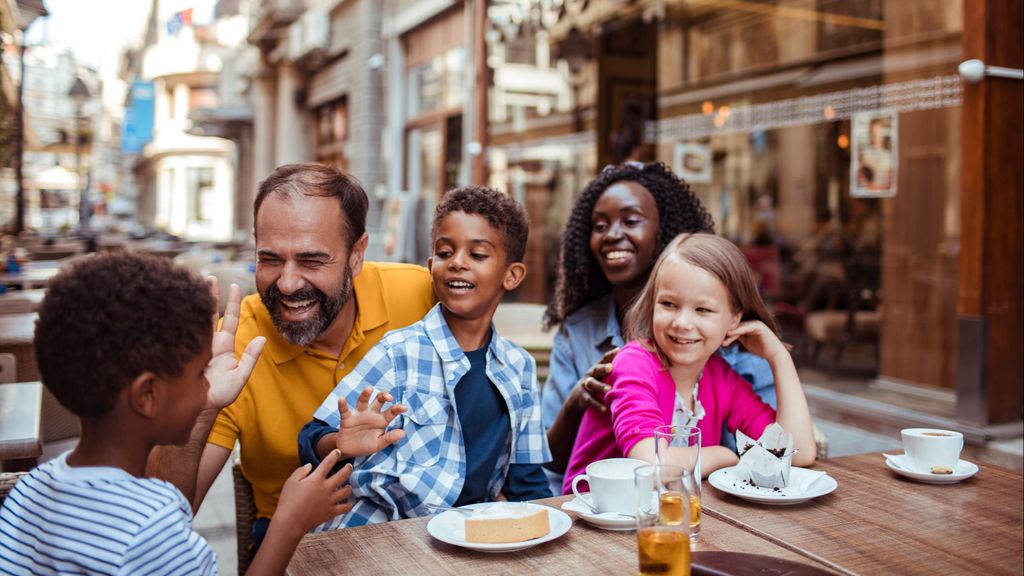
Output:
[
  {"xmin": 544, "ymin": 161, "xmax": 714, "ymax": 329},
  {"xmin": 432, "ymin": 185, "xmax": 530, "ymax": 263},
  {"xmin": 34, "ymin": 252, "xmax": 216, "ymax": 418}
]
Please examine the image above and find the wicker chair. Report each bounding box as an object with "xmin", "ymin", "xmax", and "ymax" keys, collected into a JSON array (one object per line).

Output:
[
  {"xmin": 0, "ymin": 472, "xmax": 27, "ymax": 504},
  {"xmin": 232, "ymin": 460, "xmax": 257, "ymax": 576},
  {"xmin": 0, "ymin": 354, "xmax": 15, "ymax": 384}
]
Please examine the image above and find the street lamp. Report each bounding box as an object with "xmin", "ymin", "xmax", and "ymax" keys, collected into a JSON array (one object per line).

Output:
[
  {"xmin": 68, "ymin": 76, "xmax": 90, "ymax": 231},
  {"xmin": 13, "ymin": 0, "xmax": 48, "ymax": 235}
]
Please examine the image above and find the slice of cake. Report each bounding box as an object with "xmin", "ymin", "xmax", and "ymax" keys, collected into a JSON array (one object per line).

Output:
[{"xmin": 464, "ymin": 502, "xmax": 550, "ymax": 544}]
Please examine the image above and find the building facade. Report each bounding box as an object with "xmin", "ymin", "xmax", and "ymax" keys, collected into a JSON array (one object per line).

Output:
[
  {"xmin": 199, "ymin": 0, "xmax": 1020, "ymax": 434},
  {"xmin": 484, "ymin": 0, "xmax": 1021, "ymax": 434},
  {"xmin": 121, "ymin": 0, "xmax": 244, "ymax": 242}
]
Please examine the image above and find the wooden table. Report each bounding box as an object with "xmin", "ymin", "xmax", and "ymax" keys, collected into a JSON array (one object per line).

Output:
[
  {"xmin": 0, "ymin": 262, "xmax": 61, "ymax": 290},
  {"xmin": 287, "ymin": 453, "xmax": 1023, "ymax": 575},
  {"xmin": 287, "ymin": 495, "xmax": 836, "ymax": 575},
  {"xmin": 0, "ymin": 289, "xmax": 46, "ymax": 314},
  {"xmin": 0, "ymin": 313, "xmax": 38, "ymax": 381},
  {"xmin": 0, "ymin": 382, "xmax": 43, "ymax": 471},
  {"xmin": 0, "ymin": 313, "xmax": 80, "ymax": 441},
  {"xmin": 702, "ymin": 452, "xmax": 1024, "ymax": 575}
]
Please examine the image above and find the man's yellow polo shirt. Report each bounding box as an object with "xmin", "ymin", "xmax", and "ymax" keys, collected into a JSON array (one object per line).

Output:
[{"xmin": 208, "ymin": 261, "xmax": 435, "ymax": 520}]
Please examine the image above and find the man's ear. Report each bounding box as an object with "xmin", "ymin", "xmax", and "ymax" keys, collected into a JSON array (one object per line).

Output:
[
  {"xmin": 349, "ymin": 233, "xmax": 369, "ymax": 276},
  {"xmin": 502, "ymin": 262, "xmax": 527, "ymax": 292},
  {"xmin": 127, "ymin": 372, "xmax": 161, "ymax": 420}
]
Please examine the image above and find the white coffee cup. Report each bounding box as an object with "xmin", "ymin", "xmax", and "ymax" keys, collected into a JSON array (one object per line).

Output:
[
  {"xmin": 901, "ymin": 428, "xmax": 963, "ymax": 474},
  {"xmin": 571, "ymin": 458, "xmax": 647, "ymax": 516}
]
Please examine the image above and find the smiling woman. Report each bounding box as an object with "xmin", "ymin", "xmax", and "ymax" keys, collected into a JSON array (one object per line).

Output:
[{"xmin": 539, "ymin": 161, "xmax": 781, "ymax": 496}]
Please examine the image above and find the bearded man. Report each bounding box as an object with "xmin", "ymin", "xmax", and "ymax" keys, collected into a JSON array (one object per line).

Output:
[{"xmin": 149, "ymin": 163, "xmax": 434, "ymax": 551}]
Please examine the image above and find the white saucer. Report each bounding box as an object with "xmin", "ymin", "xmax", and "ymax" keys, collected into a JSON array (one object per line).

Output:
[
  {"xmin": 426, "ymin": 502, "xmax": 572, "ymax": 553},
  {"xmin": 708, "ymin": 466, "xmax": 837, "ymax": 505},
  {"xmin": 883, "ymin": 454, "xmax": 979, "ymax": 484},
  {"xmin": 560, "ymin": 496, "xmax": 635, "ymax": 531}
]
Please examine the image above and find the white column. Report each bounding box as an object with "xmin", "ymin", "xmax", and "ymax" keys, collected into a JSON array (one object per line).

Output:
[
  {"xmin": 252, "ymin": 72, "xmax": 277, "ymax": 188},
  {"xmin": 274, "ymin": 63, "xmax": 312, "ymax": 165}
]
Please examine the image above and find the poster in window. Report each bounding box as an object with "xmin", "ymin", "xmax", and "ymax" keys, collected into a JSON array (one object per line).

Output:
[
  {"xmin": 850, "ymin": 112, "xmax": 898, "ymax": 198},
  {"xmin": 674, "ymin": 142, "xmax": 712, "ymax": 183}
]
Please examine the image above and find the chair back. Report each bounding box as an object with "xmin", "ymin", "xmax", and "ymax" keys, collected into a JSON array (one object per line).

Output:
[
  {"xmin": 0, "ymin": 354, "xmax": 15, "ymax": 384},
  {"xmin": 0, "ymin": 472, "xmax": 27, "ymax": 504},
  {"xmin": 842, "ymin": 252, "xmax": 882, "ymax": 333},
  {"xmin": 233, "ymin": 459, "xmax": 257, "ymax": 576}
]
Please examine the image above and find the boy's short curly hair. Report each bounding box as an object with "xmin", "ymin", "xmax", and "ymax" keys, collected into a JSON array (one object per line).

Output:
[
  {"xmin": 34, "ymin": 252, "xmax": 215, "ymax": 418},
  {"xmin": 431, "ymin": 186, "xmax": 530, "ymax": 263}
]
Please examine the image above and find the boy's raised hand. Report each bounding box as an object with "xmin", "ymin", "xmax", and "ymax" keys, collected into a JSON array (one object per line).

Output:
[
  {"xmin": 204, "ymin": 278, "xmax": 266, "ymax": 410},
  {"xmin": 723, "ymin": 320, "xmax": 787, "ymax": 362},
  {"xmin": 275, "ymin": 449, "xmax": 353, "ymax": 532},
  {"xmin": 334, "ymin": 387, "xmax": 407, "ymax": 459}
]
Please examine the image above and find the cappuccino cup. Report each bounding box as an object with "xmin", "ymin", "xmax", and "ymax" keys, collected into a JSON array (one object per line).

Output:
[
  {"xmin": 571, "ymin": 458, "xmax": 647, "ymax": 516},
  {"xmin": 901, "ymin": 428, "xmax": 963, "ymax": 474}
]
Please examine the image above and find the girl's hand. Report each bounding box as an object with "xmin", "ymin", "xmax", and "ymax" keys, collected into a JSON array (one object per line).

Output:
[
  {"xmin": 701, "ymin": 446, "xmax": 740, "ymax": 477},
  {"xmin": 723, "ymin": 320, "xmax": 787, "ymax": 362},
  {"xmin": 274, "ymin": 450, "xmax": 352, "ymax": 533}
]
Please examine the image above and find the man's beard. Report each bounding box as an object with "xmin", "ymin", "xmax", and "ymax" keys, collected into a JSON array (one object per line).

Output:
[{"xmin": 260, "ymin": 265, "xmax": 353, "ymax": 346}]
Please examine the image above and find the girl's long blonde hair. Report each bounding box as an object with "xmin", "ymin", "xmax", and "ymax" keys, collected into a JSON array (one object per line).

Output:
[{"xmin": 623, "ymin": 233, "xmax": 779, "ymax": 365}]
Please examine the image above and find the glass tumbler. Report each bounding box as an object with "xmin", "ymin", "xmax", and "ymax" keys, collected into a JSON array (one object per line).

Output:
[
  {"xmin": 635, "ymin": 464, "xmax": 691, "ymax": 576},
  {"xmin": 653, "ymin": 425, "xmax": 702, "ymax": 539}
]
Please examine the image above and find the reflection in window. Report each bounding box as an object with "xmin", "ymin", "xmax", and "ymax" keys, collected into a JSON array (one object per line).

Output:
[
  {"xmin": 315, "ymin": 98, "xmax": 349, "ymax": 171},
  {"xmin": 407, "ymin": 46, "xmax": 465, "ymax": 118}
]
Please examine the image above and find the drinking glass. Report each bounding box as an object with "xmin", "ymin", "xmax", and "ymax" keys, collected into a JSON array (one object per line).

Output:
[
  {"xmin": 653, "ymin": 425, "xmax": 702, "ymax": 539},
  {"xmin": 635, "ymin": 464, "xmax": 691, "ymax": 576}
]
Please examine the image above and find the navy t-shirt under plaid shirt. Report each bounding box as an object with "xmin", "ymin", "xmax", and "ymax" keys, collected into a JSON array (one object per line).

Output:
[
  {"xmin": 303, "ymin": 303, "xmax": 552, "ymax": 529},
  {"xmin": 453, "ymin": 339, "xmax": 549, "ymax": 506}
]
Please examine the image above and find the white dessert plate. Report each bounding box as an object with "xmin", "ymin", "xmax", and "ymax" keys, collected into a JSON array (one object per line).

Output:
[
  {"xmin": 426, "ymin": 502, "xmax": 572, "ymax": 553},
  {"xmin": 708, "ymin": 466, "xmax": 837, "ymax": 505},
  {"xmin": 882, "ymin": 453, "xmax": 979, "ymax": 484},
  {"xmin": 560, "ymin": 496, "xmax": 635, "ymax": 531}
]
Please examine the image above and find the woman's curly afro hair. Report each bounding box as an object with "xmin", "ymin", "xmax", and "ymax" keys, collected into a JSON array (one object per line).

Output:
[{"xmin": 544, "ymin": 161, "xmax": 714, "ymax": 329}]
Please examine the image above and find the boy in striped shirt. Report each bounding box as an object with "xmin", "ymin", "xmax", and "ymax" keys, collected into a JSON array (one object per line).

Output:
[{"xmin": 0, "ymin": 252, "xmax": 354, "ymax": 575}]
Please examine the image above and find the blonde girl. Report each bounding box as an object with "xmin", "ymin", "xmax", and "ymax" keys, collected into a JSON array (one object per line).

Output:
[{"xmin": 563, "ymin": 233, "xmax": 814, "ymax": 490}]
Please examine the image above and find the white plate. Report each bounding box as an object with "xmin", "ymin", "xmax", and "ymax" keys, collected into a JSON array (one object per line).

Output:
[
  {"xmin": 426, "ymin": 502, "xmax": 572, "ymax": 553},
  {"xmin": 708, "ymin": 466, "xmax": 837, "ymax": 505},
  {"xmin": 883, "ymin": 454, "xmax": 979, "ymax": 484},
  {"xmin": 560, "ymin": 496, "xmax": 635, "ymax": 531}
]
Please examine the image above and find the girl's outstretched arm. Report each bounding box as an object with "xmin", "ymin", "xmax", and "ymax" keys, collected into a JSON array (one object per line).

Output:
[
  {"xmin": 627, "ymin": 438, "xmax": 738, "ymax": 478},
  {"xmin": 724, "ymin": 321, "xmax": 816, "ymax": 466}
]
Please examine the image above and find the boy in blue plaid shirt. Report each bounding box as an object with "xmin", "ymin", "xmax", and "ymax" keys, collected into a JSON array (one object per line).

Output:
[{"xmin": 298, "ymin": 186, "xmax": 552, "ymax": 529}]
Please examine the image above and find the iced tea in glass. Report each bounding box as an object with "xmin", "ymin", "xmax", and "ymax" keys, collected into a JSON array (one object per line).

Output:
[{"xmin": 635, "ymin": 464, "xmax": 691, "ymax": 576}]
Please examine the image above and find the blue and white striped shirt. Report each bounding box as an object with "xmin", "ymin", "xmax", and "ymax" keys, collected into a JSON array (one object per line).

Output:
[
  {"xmin": 311, "ymin": 303, "xmax": 551, "ymax": 530},
  {"xmin": 0, "ymin": 452, "xmax": 216, "ymax": 576}
]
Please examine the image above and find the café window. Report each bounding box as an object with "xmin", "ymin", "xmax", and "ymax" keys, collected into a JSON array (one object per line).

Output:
[
  {"xmin": 314, "ymin": 97, "xmax": 349, "ymax": 171},
  {"xmin": 407, "ymin": 46, "xmax": 466, "ymax": 118}
]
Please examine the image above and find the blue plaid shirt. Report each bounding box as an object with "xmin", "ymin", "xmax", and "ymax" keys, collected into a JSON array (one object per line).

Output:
[{"xmin": 310, "ymin": 304, "xmax": 551, "ymax": 530}]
